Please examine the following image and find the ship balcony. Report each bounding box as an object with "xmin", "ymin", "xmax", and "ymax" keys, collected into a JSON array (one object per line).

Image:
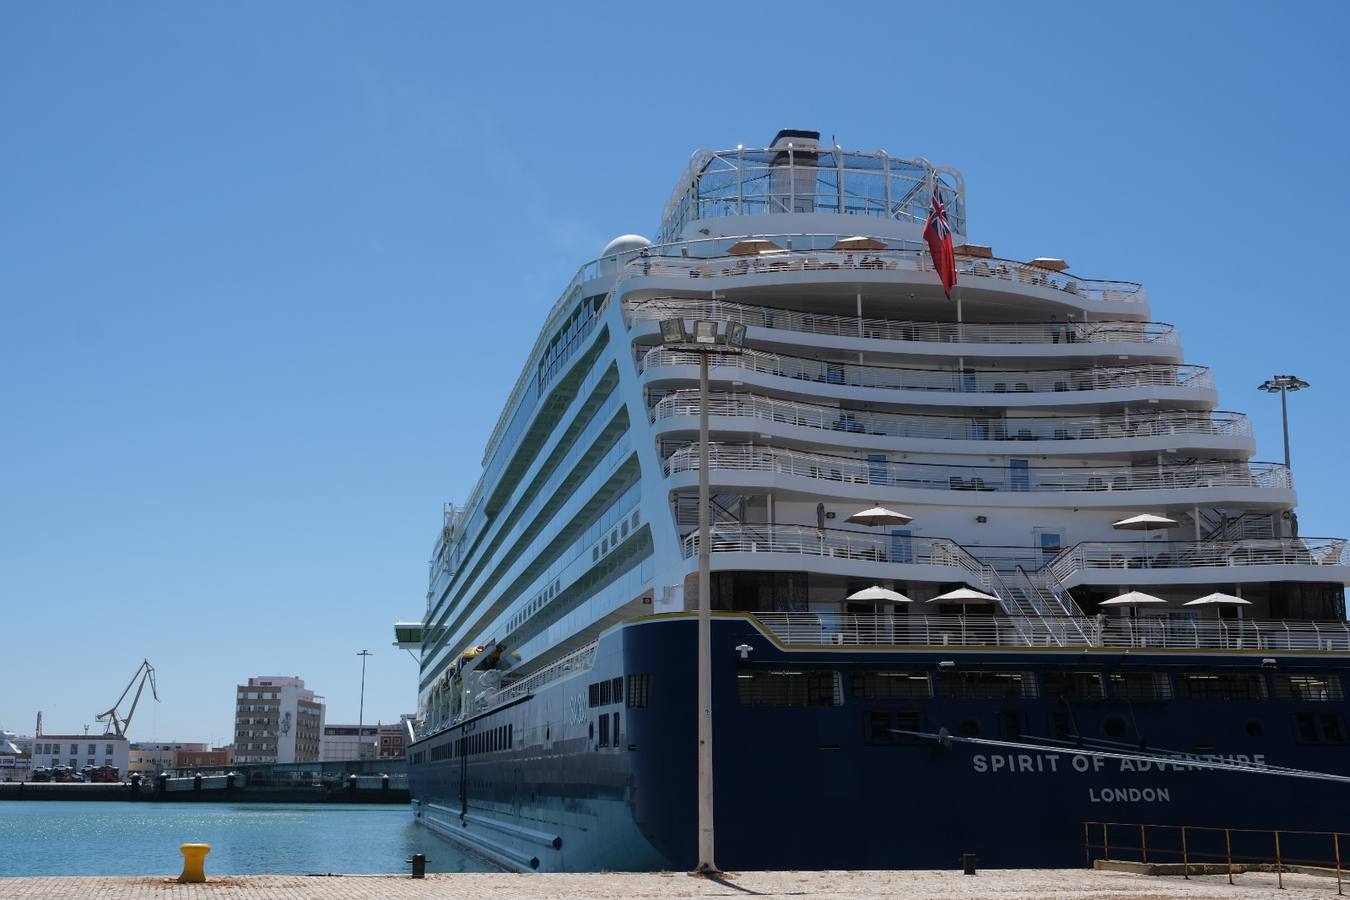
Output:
[
  {"xmin": 1046, "ymin": 538, "xmax": 1350, "ymax": 589},
  {"xmin": 640, "ymin": 349, "xmax": 1216, "ymax": 411},
  {"xmin": 680, "ymin": 524, "xmax": 991, "ymax": 584},
  {"xmin": 619, "ymin": 248, "xmax": 1148, "ymax": 318},
  {"xmin": 650, "ymin": 392, "xmax": 1252, "ymax": 458},
  {"xmin": 662, "ymin": 444, "xmax": 1294, "ymax": 510},
  {"xmin": 627, "ymin": 297, "xmax": 1180, "ymax": 363},
  {"xmin": 747, "ymin": 611, "xmax": 1350, "ymax": 652}
]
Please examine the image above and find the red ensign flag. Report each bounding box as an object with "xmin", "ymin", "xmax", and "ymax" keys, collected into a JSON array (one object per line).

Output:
[{"xmin": 923, "ymin": 183, "xmax": 957, "ymax": 298}]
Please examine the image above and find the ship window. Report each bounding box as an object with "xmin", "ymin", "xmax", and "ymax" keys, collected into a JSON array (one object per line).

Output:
[
  {"xmin": 1041, "ymin": 671, "xmax": 1104, "ymax": 699},
  {"xmin": 598, "ymin": 715, "xmax": 609, "ymax": 748},
  {"xmin": 631, "ymin": 511, "xmax": 640, "ymax": 529},
  {"xmin": 599, "ymin": 680, "xmax": 612, "ymax": 706},
  {"xmin": 936, "ymin": 671, "xmax": 1033, "ymax": 700},
  {"xmin": 1000, "ymin": 711, "xmax": 1023, "ymax": 738},
  {"xmin": 1108, "ymin": 672, "xmax": 1173, "ymax": 701},
  {"xmin": 627, "ymin": 674, "xmax": 651, "ymax": 708},
  {"xmin": 851, "ymin": 671, "xmax": 931, "ymax": 700},
  {"xmin": 737, "ymin": 669, "xmax": 840, "ymax": 706},
  {"xmin": 611, "ymin": 712, "xmax": 620, "ymax": 747},
  {"xmin": 1177, "ymin": 673, "xmax": 1267, "ymax": 700},
  {"xmin": 1275, "ymin": 674, "xmax": 1343, "ymax": 701},
  {"xmin": 957, "ymin": 719, "xmax": 981, "ymax": 737},
  {"xmin": 611, "ymin": 677, "xmax": 623, "ymax": 704},
  {"xmin": 1294, "ymin": 712, "xmax": 1348, "ymax": 744}
]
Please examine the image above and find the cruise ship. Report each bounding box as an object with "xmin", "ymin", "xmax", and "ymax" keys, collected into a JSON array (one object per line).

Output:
[{"xmin": 396, "ymin": 129, "xmax": 1350, "ymax": 872}]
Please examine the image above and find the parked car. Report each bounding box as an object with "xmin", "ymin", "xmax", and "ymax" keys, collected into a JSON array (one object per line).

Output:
[{"xmin": 30, "ymin": 767, "xmax": 51, "ymax": 783}]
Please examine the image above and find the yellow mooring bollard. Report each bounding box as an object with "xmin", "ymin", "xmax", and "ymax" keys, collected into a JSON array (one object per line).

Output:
[{"xmin": 177, "ymin": 843, "xmax": 210, "ymax": 883}]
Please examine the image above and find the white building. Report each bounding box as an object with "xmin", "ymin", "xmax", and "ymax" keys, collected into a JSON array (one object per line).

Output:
[
  {"xmin": 234, "ymin": 676, "xmax": 324, "ymax": 764},
  {"xmin": 319, "ymin": 724, "xmax": 379, "ymax": 761},
  {"xmin": 30, "ymin": 734, "xmax": 129, "ymax": 773}
]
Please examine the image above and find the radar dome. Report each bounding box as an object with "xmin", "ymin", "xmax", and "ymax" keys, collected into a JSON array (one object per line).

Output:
[{"xmin": 601, "ymin": 234, "xmax": 651, "ymax": 257}]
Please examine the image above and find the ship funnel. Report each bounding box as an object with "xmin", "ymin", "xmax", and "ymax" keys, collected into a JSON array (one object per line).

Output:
[{"xmin": 770, "ymin": 129, "xmax": 820, "ymax": 149}]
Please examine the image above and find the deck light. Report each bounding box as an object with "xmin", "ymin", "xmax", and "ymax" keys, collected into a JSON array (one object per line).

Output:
[
  {"xmin": 660, "ymin": 319, "xmax": 688, "ymax": 344},
  {"xmin": 1258, "ymin": 375, "xmax": 1309, "ymax": 471},
  {"xmin": 693, "ymin": 319, "xmax": 719, "ymax": 344},
  {"xmin": 735, "ymin": 644, "xmax": 753, "ymax": 660}
]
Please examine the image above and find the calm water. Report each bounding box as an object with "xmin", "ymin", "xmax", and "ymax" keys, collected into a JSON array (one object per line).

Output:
[{"xmin": 0, "ymin": 802, "xmax": 495, "ymax": 876}]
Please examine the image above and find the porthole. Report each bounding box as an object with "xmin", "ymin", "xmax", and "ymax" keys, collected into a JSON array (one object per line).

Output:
[
  {"xmin": 1103, "ymin": 715, "xmax": 1127, "ymax": 738},
  {"xmin": 1246, "ymin": 719, "xmax": 1264, "ymax": 737}
]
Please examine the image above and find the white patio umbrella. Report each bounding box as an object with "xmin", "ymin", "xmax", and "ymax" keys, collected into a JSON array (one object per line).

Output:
[
  {"xmin": 727, "ymin": 238, "xmax": 784, "ymax": 256},
  {"xmin": 1026, "ymin": 257, "xmax": 1070, "ymax": 272},
  {"xmin": 927, "ymin": 586, "xmax": 1000, "ymax": 616},
  {"xmin": 847, "ymin": 506, "xmax": 913, "ymax": 527},
  {"xmin": 1113, "ymin": 513, "xmax": 1178, "ymax": 565},
  {"xmin": 1100, "ymin": 591, "xmax": 1168, "ymax": 607},
  {"xmin": 832, "ymin": 235, "xmax": 889, "ymax": 251},
  {"xmin": 1184, "ymin": 592, "xmax": 1252, "ymax": 620},
  {"xmin": 846, "ymin": 585, "xmax": 912, "ymax": 604}
]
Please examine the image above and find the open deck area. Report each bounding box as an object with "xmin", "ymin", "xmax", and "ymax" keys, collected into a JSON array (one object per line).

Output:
[{"xmin": 4, "ymin": 868, "xmax": 1342, "ymax": 899}]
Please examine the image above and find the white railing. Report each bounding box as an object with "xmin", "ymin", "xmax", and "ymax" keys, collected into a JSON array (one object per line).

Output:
[
  {"xmin": 1047, "ymin": 538, "xmax": 1350, "ymax": 583},
  {"xmin": 625, "ymin": 249, "xmax": 1146, "ymax": 305},
  {"xmin": 680, "ymin": 525, "xmax": 989, "ymax": 581},
  {"xmin": 641, "ymin": 347, "xmax": 1211, "ymax": 395},
  {"xmin": 627, "ymin": 297, "xmax": 1177, "ymax": 347},
  {"xmin": 662, "ymin": 444, "xmax": 1292, "ymax": 495},
  {"xmin": 496, "ymin": 642, "xmax": 599, "ymax": 704},
  {"xmin": 751, "ymin": 613, "xmax": 1350, "ymax": 651},
  {"xmin": 651, "ymin": 391, "xmax": 1250, "ymax": 443}
]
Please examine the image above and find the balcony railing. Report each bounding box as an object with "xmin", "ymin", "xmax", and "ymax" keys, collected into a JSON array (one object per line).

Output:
[
  {"xmin": 751, "ymin": 613, "xmax": 1350, "ymax": 652},
  {"xmin": 680, "ymin": 524, "xmax": 989, "ymax": 578},
  {"xmin": 642, "ymin": 348, "xmax": 1213, "ymax": 396},
  {"xmin": 651, "ymin": 391, "xmax": 1248, "ymax": 443},
  {"xmin": 627, "ymin": 297, "xmax": 1177, "ymax": 347},
  {"xmin": 624, "ymin": 248, "xmax": 1146, "ymax": 305},
  {"xmin": 1047, "ymin": 538, "xmax": 1350, "ymax": 583},
  {"xmin": 663, "ymin": 444, "xmax": 1292, "ymax": 495}
]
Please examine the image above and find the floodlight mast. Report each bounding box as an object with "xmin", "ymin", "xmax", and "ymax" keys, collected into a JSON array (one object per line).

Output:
[{"xmin": 95, "ymin": 659, "xmax": 160, "ymax": 737}]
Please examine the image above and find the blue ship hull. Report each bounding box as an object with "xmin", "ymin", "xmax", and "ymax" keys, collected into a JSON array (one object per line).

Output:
[{"xmin": 407, "ymin": 616, "xmax": 1350, "ymax": 871}]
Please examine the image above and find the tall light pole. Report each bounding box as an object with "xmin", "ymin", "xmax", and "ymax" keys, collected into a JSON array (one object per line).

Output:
[
  {"xmin": 658, "ymin": 316, "xmax": 746, "ymax": 875},
  {"xmin": 1258, "ymin": 375, "xmax": 1310, "ymax": 470},
  {"xmin": 357, "ymin": 650, "xmax": 372, "ymax": 761}
]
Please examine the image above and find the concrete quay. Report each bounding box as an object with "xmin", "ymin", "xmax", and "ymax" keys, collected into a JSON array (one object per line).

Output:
[{"xmin": 0, "ymin": 869, "xmax": 1342, "ymax": 900}]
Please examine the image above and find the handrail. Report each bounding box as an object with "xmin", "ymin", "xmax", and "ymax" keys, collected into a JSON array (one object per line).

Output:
[
  {"xmin": 681, "ymin": 524, "xmax": 976, "ymax": 571},
  {"xmin": 662, "ymin": 443, "xmax": 1290, "ymax": 495},
  {"xmin": 651, "ymin": 391, "xmax": 1250, "ymax": 444},
  {"xmin": 1047, "ymin": 538, "xmax": 1350, "ymax": 583},
  {"xmin": 751, "ymin": 613, "xmax": 1350, "ymax": 651},
  {"xmin": 623, "ymin": 247, "xmax": 1146, "ymax": 305},
  {"xmin": 641, "ymin": 347, "xmax": 1212, "ymax": 395},
  {"xmin": 627, "ymin": 296, "xmax": 1177, "ymax": 346}
]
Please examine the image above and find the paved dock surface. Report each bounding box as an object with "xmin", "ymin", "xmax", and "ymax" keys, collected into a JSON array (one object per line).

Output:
[{"xmin": 0, "ymin": 869, "xmax": 1342, "ymax": 899}]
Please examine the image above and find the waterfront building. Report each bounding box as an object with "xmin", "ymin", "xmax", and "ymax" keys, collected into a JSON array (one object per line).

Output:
[
  {"xmin": 128, "ymin": 742, "xmax": 206, "ymax": 775},
  {"xmin": 377, "ymin": 719, "xmax": 412, "ymax": 759},
  {"xmin": 398, "ymin": 129, "xmax": 1350, "ymax": 872},
  {"xmin": 176, "ymin": 747, "xmax": 233, "ymax": 769},
  {"xmin": 319, "ymin": 724, "xmax": 379, "ymax": 761},
  {"xmin": 234, "ymin": 676, "xmax": 324, "ymax": 764},
  {"xmin": 31, "ymin": 735, "xmax": 128, "ymax": 773}
]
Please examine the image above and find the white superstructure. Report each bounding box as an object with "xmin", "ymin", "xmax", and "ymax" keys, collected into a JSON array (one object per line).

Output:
[{"xmin": 409, "ymin": 129, "xmax": 1349, "ymax": 733}]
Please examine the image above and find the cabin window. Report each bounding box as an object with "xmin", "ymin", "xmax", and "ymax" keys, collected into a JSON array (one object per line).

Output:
[
  {"xmin": 936, "ymin": 671, "xmax": 1034, "ymax": 700},
  {"xmin": 851, "ymin": 671, "xmax": 931, "ymax": 700},
  {"xmin": 864, "ymin": 710, "xmax": 925, "ymax": 745},
  {"xmin": 1177, "ymin": 673, "xmax": 1267, "ymax": 700},
  {"xmin": 1275, "ymin": 674, "xmax": 1344, "ymax": 701},
  {"xmin": 611, "ymin": 677, "xmax": 624, "ymax": 704},
  {"xmin": 1108, "ymin": 672, "xmax": 1173, "ymax": 701},
  {"xmin": 1295, "ymin": 712, "xmax": 1348, "ymax": 744},
  {"xmin": 1041, "ymin": 671, "xmax": 1105, "ymax": 699},
  {"xmin": 597, "ymin": 714, "xmax": 610, "ymax": 748},
  {"xmin": 626, "ymin": 674, "xmax": 651, "ymax": 708},
  {"xmin": 737, "ymin": 669, "xmax": 840, "ymax": 706}
]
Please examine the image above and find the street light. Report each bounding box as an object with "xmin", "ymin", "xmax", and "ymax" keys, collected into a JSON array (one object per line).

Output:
[
  {"xmin": 1257, "ymin": 375, "xmax": 1310, "ymax": 470},
  {"xmin": 357, "ymin": 650, "xmax": 372, "ymax": 761},
  {"xmin": 658, "ymin": 317, "xmax": 745, "ymax": 875}
]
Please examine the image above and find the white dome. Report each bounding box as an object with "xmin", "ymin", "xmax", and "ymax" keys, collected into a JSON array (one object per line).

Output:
[{"xmin": 601, "ymin": 234, "xmax": 651, "ymax": 257}]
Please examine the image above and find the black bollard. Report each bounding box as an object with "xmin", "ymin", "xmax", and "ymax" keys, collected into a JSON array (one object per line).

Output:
[
  {"xmin": 410, "ymin": 853, "xmax": 426, "ymax": 879},
  {"xmin": 347, "ymin": 774, "xmax": 358, "ymax": 798},
  {"xmin": 129, "ymin": 773, "xmax": 141, "ymax": 801},
  {"xmin": 962, "ymin": 853, "xmax": 977, "ymax": 875},
  {"xmin": 157, "ymin": 773, "xmax": 168, "ymax": 800},
  {"xmin": 193, "ymin": 773, "xmax": 203, "ymax": 799},
  {"xmin": 381, "ymin": 774, "xmax": 390, "ymax": 795},
  {"xmin": 225, "ymin": 772, "xmax": 236, "ymax": 800}
]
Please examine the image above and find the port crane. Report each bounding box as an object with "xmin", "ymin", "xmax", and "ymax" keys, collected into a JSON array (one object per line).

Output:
[{"xmin": 96, "ymin": 659, "xmax": 159, "ymax": 737}]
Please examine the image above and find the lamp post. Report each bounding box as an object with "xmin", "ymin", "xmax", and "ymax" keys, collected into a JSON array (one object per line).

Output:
[
  {"xmin": 357, "ymin": 650, "xmax": 372, "ymax": 761},
  {"xmin": 658, "ymin": 316, "xmax": 746, "ymax": 875},
  {"xmin": 1257, "ymin": 375, "xmax": 1310, "ymax": 470}
]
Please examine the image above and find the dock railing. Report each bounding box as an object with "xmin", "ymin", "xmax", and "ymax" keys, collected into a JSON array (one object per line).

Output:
[{"xmin": 1084, "ymin": 820, "xmax": 1348, "ymax": 892}]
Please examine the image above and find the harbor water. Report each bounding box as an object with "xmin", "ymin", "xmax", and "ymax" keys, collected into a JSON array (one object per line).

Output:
[{"xmin": 0, "ymin": 802, "xmax": 494, "ymax": 876}]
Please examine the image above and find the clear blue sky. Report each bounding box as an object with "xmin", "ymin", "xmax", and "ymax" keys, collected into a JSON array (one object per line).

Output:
[{"xmin": 3, "ymin": 2, "xmax": 1348, "ymax": 743}]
